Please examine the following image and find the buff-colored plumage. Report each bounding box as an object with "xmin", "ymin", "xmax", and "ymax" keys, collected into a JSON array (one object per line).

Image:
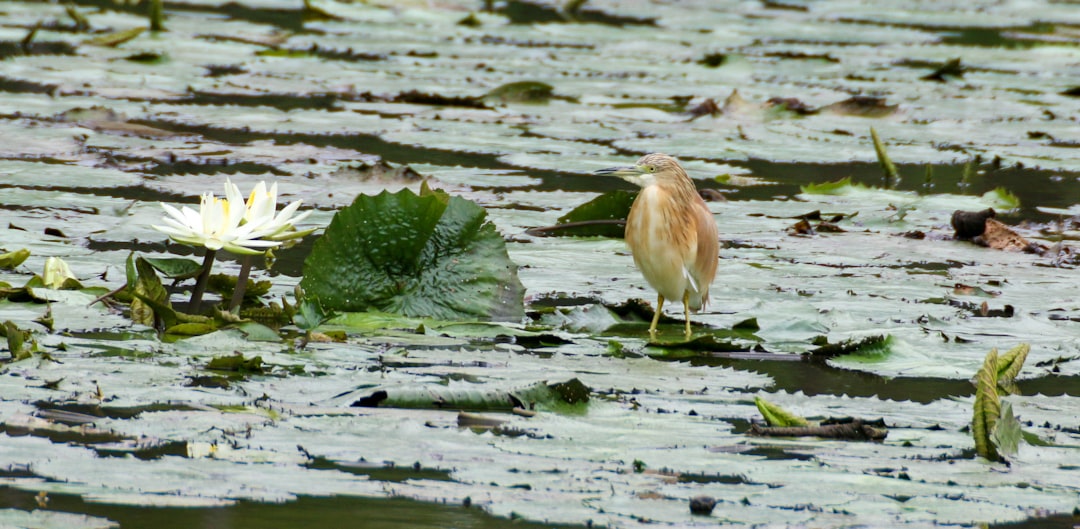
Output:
[{"xmin": 595, "ymin": 153, "xmax": 720, "ymax": 337}]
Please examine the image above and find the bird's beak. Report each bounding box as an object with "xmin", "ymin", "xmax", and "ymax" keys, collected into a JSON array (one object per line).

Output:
[{"xmin": 594, "ymin": 165, "xmax": 643, "ymax": 177}]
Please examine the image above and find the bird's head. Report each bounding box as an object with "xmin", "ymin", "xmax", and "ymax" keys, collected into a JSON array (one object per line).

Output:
[{"xmin": 594, "ymin": 153, "xmax": 689, "ymax": 188}]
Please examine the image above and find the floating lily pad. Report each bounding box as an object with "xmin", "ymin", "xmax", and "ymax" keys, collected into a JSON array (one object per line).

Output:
[{"xmin": 300, "ymin": 187, "xmax": 525, "ymax": 321}]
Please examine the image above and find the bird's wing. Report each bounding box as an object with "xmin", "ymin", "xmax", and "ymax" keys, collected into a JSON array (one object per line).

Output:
[{"xmin": 691, "ymin": 197, "xmax": 720, "ymax": 300}]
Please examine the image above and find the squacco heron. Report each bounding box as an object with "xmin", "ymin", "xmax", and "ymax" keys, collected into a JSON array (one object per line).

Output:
[{"xmin": 595, "ymin": 153, "xmax": 719, "ymax": 337}]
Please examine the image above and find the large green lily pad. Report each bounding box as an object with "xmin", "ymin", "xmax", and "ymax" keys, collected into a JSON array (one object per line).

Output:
[{"xmin": 300, "ymin": 188, "xmax": 525, "ymax": 321}]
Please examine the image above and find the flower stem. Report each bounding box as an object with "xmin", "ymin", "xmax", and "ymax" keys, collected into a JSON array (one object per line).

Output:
[
  {"xmin": 229, "ymin": 254, "xmax": 254, "ymax": 313},
  {"xmin": 189, "ymin": 249, "xmax": 216, "ymax": 314}
]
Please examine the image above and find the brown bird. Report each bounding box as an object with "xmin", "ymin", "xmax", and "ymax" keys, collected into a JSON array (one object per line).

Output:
[{"xmin": 595, "ymin": 153, "xmax": 719, "ymax": 337}]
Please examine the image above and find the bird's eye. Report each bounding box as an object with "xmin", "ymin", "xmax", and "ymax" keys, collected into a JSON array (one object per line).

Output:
[{"xmin": 645, "ymin": 165, "xmax": 655, "ymax": 173}]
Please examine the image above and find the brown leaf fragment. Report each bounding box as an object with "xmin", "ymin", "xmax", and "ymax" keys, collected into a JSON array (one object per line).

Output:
[
  {"xmin": 698, "ymin": 52, "xmax": 727, "ymax": 67},
  {"xmin": 814, "ymin": 222, "xmax": 844, "ymax": 233},
  {"xmin": 749, "ymin": 418, "xmax": 887, "ymax": 440},
  {"xmin": 953, "ymin": 283, "xmax": 976, "ymax": 296},
  {"xmin": 976, "ymin": 218, "xmax": 1033, "ymax": 252},
  {"xmin": 393, "ymin": 90, "xmax": 486, "ymax": 108},
  {"xmin": 457, "ymin": 412, "xmax": 507, "ymax": 429},
  {"xmin": 766, "ymin": 97, "xmax": 815, "ymax": 115},
  {"xmin": 685, "ymin": 98, "xmax": 720, "ymax": 120},
  {"xmin": 951, "ymin": 208, "xmax": 996, "ymax": 239},
  {"xmin": 923, "ymin": 57, "xmax": 964, "ymax": 82},
  {"xmin": 330, "ymin": 160, "xmax": 424, "ymax": 182},
  {"xmin": 820, "ymin": 96, "xmax": 899, "ymax": 118},
  {"xmin": 788, "ymin": 218, "xmax": 814, "ymax": 236},
  {"xmin": 698, "ymin": 188, "xmax": 726, "ymax": 202}
]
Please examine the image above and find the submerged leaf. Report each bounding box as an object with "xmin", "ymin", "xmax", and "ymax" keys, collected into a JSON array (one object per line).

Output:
[
  {"xmin": 483, "ymin": 81, "xmax": 554, "ymax": 104},
  {"xmin": 84, "ymin": 27, "xmax": 146, "ymax": 47},
  {"xmin": 300, "ymin": 188, "xmax": 525, "ymax": 321},
  {"xmin": 923, "ymin": 57, "xmax": 964, "ymax": 82},
  {"xmin": 206, "ymin": 353, "xmax": 265, "ymax": 374},
  {"xmin": 820, "ymin": 97, "xmax": 898, "ymax": 118},
  {"xmin": 754, "ymin": 396, "xmax": 809, "ymax": 427},
  {"xmin": 973, "ymin": 348, "xmax": 1001, "ymax": 462},
  {"xmin": 799, "ymin": 177, "xmax": 869, "ymax": 195}
]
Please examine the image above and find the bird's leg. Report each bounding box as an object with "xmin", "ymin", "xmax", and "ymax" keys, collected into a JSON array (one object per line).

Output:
[
  {"xmin": 683, "ymin": 290, "xmax": 692, "ymax": 338},
  {"xmin": 649, "ymin": 294, "xmax": 665, "ymax": 336}
]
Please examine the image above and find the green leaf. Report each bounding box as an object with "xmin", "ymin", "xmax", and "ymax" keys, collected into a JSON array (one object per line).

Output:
[
  {"xmin": 995, "ymin": 343, "xmax": 1029, "ymax": 395},
  {"xmin": 206, "ymin": 354, "xmax": 265, "ymax": 374},
  {"xmin": 973, "ymin": 348, "xmax": 1001, "ymax": 462},
  {"xmin": 539, "ymin": 190, "xmax": 636, "ymax": 238},
  {"xmin": 293, "ymin": 296, "xmax": 336, "ymax": 331},
  {"xmin": 232, "ymin": 321, "xmax": 281, "ymax": 342},
  {"xmin": 300, "ymin": 188, "xmax": 525, "ymax": 321},
  {"xmin": 806, "ymin": 335, "xmax": 892, "ymax": 360},
  {"xmin": 982, "ymin": 187, "xmax": 1020, "ymax": 210},
  {"xmin": 3, "ymin": 320, "xmax": 30, "ymax": 360},
  {"xmin": 124, "ymin": 252, "xmax": 137, "ymax": 291},
  {"xmin": 207, "ymin": 273, "xmax": 272, "ymax": 303},
  {"xmin": 143, "ymin": 257, "xmax": 203, "ymax": 280},
  {"xmin": 165, "ymin": 322, "xmax": 218, "ymax": 336},
  {"xmin": 131, "ymin": 257, "xmax": 170, "ymax": 327},
  {"xmin": 0, "ymin": 249, "xmax": 30, "ymax": 270},
  {"xmin": 870, "ymin": 127, "xmax": 898, "ymax": 187},
  {"xmin": 754, "ymin": 396, "xmax": 809, "ymax": 427},
  {"xmin": 991, "ymin": 400, "xmax": 1021, "ymax": 458}
]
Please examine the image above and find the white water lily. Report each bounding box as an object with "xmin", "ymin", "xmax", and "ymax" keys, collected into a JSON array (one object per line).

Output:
[
  {"xmin": 242, "ymin": 181, "xmax": 315, "ymax": 242},
  {"xmin": 153, "ymin": 180, "xmax": 282, "ymax": 255}
]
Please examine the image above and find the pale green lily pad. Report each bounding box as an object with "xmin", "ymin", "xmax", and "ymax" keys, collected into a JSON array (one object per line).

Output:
[{"xmin": 0, "ymin": 509, "xmax": 117, "ymax": 529}]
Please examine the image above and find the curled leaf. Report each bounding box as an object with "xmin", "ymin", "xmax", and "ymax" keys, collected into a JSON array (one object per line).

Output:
[
  {"xmin": 754, "ymin": 396, "xmax": 809, "ymax": 427},
  {"xmin": 972, "ymin": 348, "xmax": 1001, "ymax": 462},
  {"xmin": 0, "ymin": 249, "xmax": 30, "ymax": 270},
  {"xmin": 995, "ymin": 343, "xmax": 1029, "ymax": 395}
]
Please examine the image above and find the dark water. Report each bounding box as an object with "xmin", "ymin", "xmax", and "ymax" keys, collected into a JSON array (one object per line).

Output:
[{"xmin": 0, "ymin": 485, "xmax": 581, "ymax": 529}]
